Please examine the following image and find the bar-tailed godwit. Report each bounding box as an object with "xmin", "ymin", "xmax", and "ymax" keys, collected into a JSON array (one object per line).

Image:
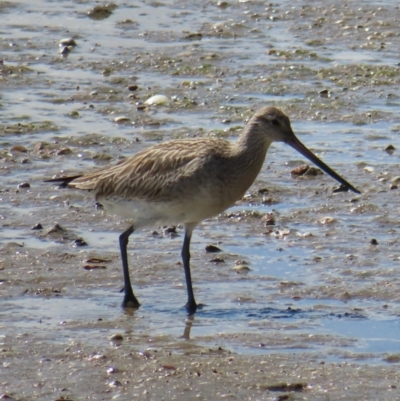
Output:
[{"xmin": 47, "ymin": 106, "xmax": 360, "ymax": 314}]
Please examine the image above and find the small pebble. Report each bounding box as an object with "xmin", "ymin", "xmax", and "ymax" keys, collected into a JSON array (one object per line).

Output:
[
  {"xmin": 34, "ymin": 142, "xmax": 46, "ymax": 151},
  {"xmin": 57, "ymin": 148, "xmax": 72, "ymax": 156},
  {"xmin": 163, "ymin": 226, "xmax": 177, "ymax": 237},
  {"xmin": 370, "ymin": 238, "xmax": 378, "ymax": 245},
  {"xmin": 88, "ymin": 354, "xmax": 106, "ymax": 361},
  {"xmin": 83, "ymin": 265, "xmax": 106, "ymax": 270},
  {"xmin": 183, "ymin": 32, "xmax": 203, "ymax": 40},
  {"xmin": 47, "ymin": 224, "xmax": 64, "ymax": 234},
  {"xmin": 87, "ymin": 4, "xmax": 116, "ymax": 20},
  {"xmin": 319, "ymin": 89, "xmax": 330, "ymax": 98},
  {"xmin": 73, "ymin": 238, "xmax": 88, "ymax": 247},
  {"xmin": 209, "ymin": 257, "xmax": 225, "ymax": 263},
  {"xmin": 114, "ymin": 116, "xmax": 130, "ymax": 123},
  {"xmin": 384, "ymin": 354, "xmax": 400, "ymax": 363},
  {"xmin": 0, "ymin": 394, "xmax": 14, "ymax": 400},
  {"xmin": 364, "ymin": 166, "xmax": 374, "ymax": 173},
  {"xmin": 108, "ymin": 380, "xmax": 122, "ymax": 387},
  {"xmin": 59, "ymin": 46, "xmax": 70, "ymax": 55},
  {"xmin": 217, "ymin": 1, "xmax": 229, "ymax": 8},
  {"xmin": 59, "ymin": 38, "xmax": 77, "ymax": 47},
  {"xmin": 18, "ymin": 182, "xmax": 30, "ymax": 188},
  {"xmin": 304, "ymin": 166, "xmax": 322, "ymax": 176},
  {"xmin": 385, "ymin": 144, "xmax": 395, "ymax": 154},
  {"xmin": 161, "ymin": 365, "xmax": 176, "ymax": 370},
  {"xmin": 298, "ymin": 232, "xmax": 313, "ymax": 237},
  {"xmin": 138, "ymin": 350, "xmax": 152, "ymax": 359},
  {"xmin": 10, "ymin": 145, "xmax": 28, "ymax": 153},
  {"xmin": 318, "ymin": 216, "xmax": 336, "ymax": 225},
  {"xmin": 291, "ymin": 164, "xmax": 309, "ymax": 176},
  {"xmin": 69, "ymin": 110, "xmax": 80, "ymax": 118},
  {"xmin": 109, "ymin": 333, "xmax": 124, "ymax": 342},
  {"xmin": 86, "ymin": 257, "xmax": 111, "ymax": 264},
  {"xmin": 262, "ymin": 382, "xmax": 307, "ymax": 392},
  {"xmin": 333, "ymin": 184, "xmax": 351, "ymax": 193},
  {"xmin": 31, "ymin": 223, "xmax": 43, "ymax": 230},
  {"xmin": 144, "ymin": 94, "xmax": 169, "ymax": 106},
  {"xmin": 205, "ymin": 244, "xmax": 222, "ymax": 253},
  {"xmin": 262, "ymin": 212, "xmax": 275, "ymax": 225},
  {"xmin": 233, "ymin": 264, "xmax": 250, "ymax": 272},
  {"xmin": 58, "ymin": 38, "xmax": 77, "ymax": 57}
]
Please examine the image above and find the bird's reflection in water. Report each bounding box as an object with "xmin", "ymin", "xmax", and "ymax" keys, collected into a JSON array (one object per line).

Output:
[
  {"xmin": 121, "ymin": 305, "xmax": 195, "ymax": 341},
  {"xmin": 122, "ymin": 307, "xmax": 136, "ymax": 317},
  {"xmin": 181, "ymin": 315, "xmax": 194, "ymax": 340}
]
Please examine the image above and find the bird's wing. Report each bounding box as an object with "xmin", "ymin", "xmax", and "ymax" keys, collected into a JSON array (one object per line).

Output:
[{"xmin": 68, "ymin": 138, "xmax": 230, "ymax": 201}]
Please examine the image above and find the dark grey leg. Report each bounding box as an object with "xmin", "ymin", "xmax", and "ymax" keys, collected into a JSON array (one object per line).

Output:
[
  {"xmin": 181, "ymin": 231, "xmax": 198, "ymax": 314},
  {"xmin": 119, "ymin": 225, "xmax": 140, "ymax": 308}
]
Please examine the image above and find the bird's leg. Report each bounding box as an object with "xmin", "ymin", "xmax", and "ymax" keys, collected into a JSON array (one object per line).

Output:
[
  {"xmin": 181, "ymin": 231, "xmax": 198, "ymax": 314},
  {"xmin": 119, "ymin": 225, "xmax": 140, "ymax": 309}
]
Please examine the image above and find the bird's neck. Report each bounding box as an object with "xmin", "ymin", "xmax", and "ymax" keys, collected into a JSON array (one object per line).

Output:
[
  {"xmin": 227, "ymin": 122, "xmax": 272, "ymax": 195},
  {"xmin": 235, "ymin": 121, "xmax": 272, "ymax": 160}
]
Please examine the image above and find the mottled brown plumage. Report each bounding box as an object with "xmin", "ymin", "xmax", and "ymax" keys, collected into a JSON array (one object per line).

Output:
[{"xmin": 46, "ymin": 106, "xmax": 359, "ymax": 313}]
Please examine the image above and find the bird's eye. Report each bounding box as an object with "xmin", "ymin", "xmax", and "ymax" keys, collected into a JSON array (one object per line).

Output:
[{"xmin": 271, "ymin": 119, "xmax": 280, "ymax": 126}]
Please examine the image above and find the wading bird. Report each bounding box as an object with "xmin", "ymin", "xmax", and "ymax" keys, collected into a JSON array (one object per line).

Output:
[{"xmin": 46, "ymin": 106, "xmax": 360, "ymax": 314}]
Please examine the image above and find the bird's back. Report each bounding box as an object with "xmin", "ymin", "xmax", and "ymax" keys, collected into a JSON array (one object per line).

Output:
[{"xmin": 71, "ymin": 138, "xmax": 228, "ymax": 196}]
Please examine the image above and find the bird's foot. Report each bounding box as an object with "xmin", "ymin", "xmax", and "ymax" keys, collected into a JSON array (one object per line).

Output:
[
  {"xmin": 122, "ymin": 288, "xmax": 140, "ymax": 309},
  {"xmin": 185, "ymin": 300, "xmax": 203, "ymax": 315}
]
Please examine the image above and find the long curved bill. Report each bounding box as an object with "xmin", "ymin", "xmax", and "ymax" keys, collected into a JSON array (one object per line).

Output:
[{"xmin": 286, "ymin": 134, "xmax": 361, "ymax": 194}]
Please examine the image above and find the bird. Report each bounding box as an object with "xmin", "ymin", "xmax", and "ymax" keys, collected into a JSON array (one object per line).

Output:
[{"xmin": 46, "ymin": 106, "xmax": 360, "ymax": 314}]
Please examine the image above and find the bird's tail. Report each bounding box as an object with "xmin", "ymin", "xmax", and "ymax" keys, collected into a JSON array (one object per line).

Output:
[{"xmin": 44, "ymin": 175, "xmax": 83, "ymax": 188}]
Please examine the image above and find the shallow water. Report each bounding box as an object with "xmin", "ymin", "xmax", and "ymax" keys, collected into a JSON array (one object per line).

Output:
[
  {"xmin": 2, "ymin": 0, "xmax": 400, "ymax": 399},
  {"xmin": 3, "ymin": 293, "xmax": 400, "ymax": 360}
]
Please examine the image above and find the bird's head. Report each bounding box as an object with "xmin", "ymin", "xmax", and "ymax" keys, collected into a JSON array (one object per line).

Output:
[
  {"xmin": 249, "ymin": 106, "xmax": 360, "ymax": 194},
  {"xmin": 253, "ymin": 106, "xmax": 295, "ymax": 143}
]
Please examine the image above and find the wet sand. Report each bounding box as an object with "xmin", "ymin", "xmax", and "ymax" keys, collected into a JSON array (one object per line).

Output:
[{"xmin": 1, "ymin": 0, "xmax": 400, "ymax": 399}]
